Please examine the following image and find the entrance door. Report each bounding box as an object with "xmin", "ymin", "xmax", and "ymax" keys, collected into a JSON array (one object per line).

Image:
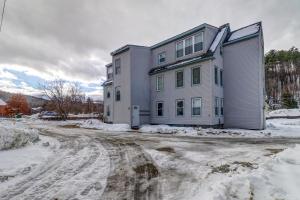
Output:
[{"xmin": 131, "ymin": 105, "xmax": 140, "ymax": 128}]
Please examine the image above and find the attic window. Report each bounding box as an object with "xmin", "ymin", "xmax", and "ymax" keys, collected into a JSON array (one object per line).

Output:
[{"xmin": 194, "ymin": 33, "xmax": 204, "ymax": 52}]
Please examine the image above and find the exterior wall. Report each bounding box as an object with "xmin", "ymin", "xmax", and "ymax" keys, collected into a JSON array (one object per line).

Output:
[
  {"xmin": 150, "ymin": 60, "xmax": 215, "ymax": 125},
  {"xmin": 112, "ymin": 50, "xmax": 131, "ymax": 124},
  {"xmin": 223, "ymin": 36, "xmax": 265, "ymax": 129},
  {"xmin": 151, "ymin": 27, "xmax": 218, "ymax": 69},
  {"xmin": 103, "ymin": 84, "xmax": 113, "ymax": 122},
  {"xmin": 130, "ymin": 46, "xmax": 151, "ymax": 125}
]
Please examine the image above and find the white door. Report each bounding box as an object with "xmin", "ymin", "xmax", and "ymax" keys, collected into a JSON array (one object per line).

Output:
[{"xmin": 131, "ymin": 105, "xmax": 140, "ymax": 128}]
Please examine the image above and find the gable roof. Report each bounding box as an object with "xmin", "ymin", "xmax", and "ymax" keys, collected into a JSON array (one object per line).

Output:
[
  {"xmin": 224, "ymin": 22, "xmax": 261, "ymax": 45},
  {"xmin": 0, "ymin": 98, "xmax": 7, "ymax": 106}
]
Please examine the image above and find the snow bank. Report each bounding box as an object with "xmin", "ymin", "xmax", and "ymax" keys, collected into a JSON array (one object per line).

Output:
[
  {"xmin": 0, "ymin": 121, "xmax": 39, "ymax": 150},
  {"xmin": 139, "ymin": 125, "xmax": 199, "ymax": 135},
  {"xmin": 209, "ymin": 145, "xmax": 300, "ymax": 200},
  {"xmin": 267, "ymin": 109, "xmax": 300, "ymax": 118},
  {"xmin": 80, "ymin": 119, "xmax": 130, "ymax": 132}
]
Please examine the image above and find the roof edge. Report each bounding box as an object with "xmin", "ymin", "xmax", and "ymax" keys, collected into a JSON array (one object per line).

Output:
[{"xmin": 223, "ymin": 32, "xmax": 260, "ymax": 46}]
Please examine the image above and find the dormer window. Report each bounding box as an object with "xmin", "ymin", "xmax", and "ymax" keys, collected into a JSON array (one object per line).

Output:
[
  {"xmin": 176, "ymin": 41, "xmax": 184, "ymax": 58},
  {"xmin": 194, "ymin": 32, "xmax": 204, "ymax": 52},
  {"xmin": 185, "ymin": 37, "xmax": 193, "ymax": 55},
  {"xmin": 158, "ymin": 52, "xmax": 166, "ymax": 64},
  {"xmin": 107, "ymin": 66, "xmax": 113, "ymax": 79}
]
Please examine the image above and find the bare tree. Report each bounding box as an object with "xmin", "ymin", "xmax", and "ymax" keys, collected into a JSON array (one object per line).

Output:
[{"xmin": 41, "ymin": 79, "xmax": 84, "ymax": 120}]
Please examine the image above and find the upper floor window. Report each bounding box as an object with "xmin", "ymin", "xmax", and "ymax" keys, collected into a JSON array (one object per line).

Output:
[
  {"xmin": 214, "ymin": 66, "xmax": 218, "ymax": 85},
  {"xmin": 158, "ymin": 52, "xmax": 166, "ymax": 64},
  {"xmin": 176, "ymin": 70, "xmax": 184, "ymax": 88},
  {"xmin": 107, "ymin": 91, "xmax": 111, "ymax": 98},
  {"xmin": 194, "ymin": 33, "xmax": 204, "ymax": 52},
  {"xmin": 176, "ymin": 41, "xmax": 184, "ymax": 58},
  {"xmin": 115, "ymin": 58, "xmax": 121, "ymax": 75},
  {"xmin": 192, "ymin": 97, "xmax": 202, "ymax": 116},
  {"xmin": 185, "ymin": 37, "xmax": 193, "ymax": 55},
  {"xmin": 220, "ymin": 69, "xmax": 223, "ymax": 87},
  {"xmin": 192, "ymin": 67, "xmax": 201, "ymax": 85},
  {"xmin": 215, "ymin": 97, "xmax": 219, "ymax": 116},
  {"xmin": 107, "ymin": 67, "xmax": 113, "ymax": 79},
  {"xmin": 176, "ymin": 99, "xmax": 184, "ymax": 116},
  {"xmin": 156, "ymin": 75, "xmax": 164, "ymax": 91},
  {"xmin": 115, "ymin": 86, "xmax": 121, "ymax": 101},
  {"xmin": 156, "ymin": 102, "xmax": 164, "ymax": 116}
]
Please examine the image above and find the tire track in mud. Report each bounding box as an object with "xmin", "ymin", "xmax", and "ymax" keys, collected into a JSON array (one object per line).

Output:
[{"xmin": 93, "ymin": 136, "xmax": 162, "ymax": 200}]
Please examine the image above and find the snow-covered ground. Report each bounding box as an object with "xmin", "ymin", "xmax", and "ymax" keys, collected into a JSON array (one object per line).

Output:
[
  {"xmin": 267, "ymin": 108, "xmax": 300, "ymax": 118},
  {"xmin": 0, "ymin": 117, "xmax": 300, "ymax": 199}
]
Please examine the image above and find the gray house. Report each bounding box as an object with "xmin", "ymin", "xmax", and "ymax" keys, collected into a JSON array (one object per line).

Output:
[{"xmin": 102, "ymin": 22, "xmax": 265, "ymax": 130}]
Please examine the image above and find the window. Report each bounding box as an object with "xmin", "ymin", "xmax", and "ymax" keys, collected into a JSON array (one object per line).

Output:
[
  {"xmin": 185, "ymin": 37, "xmax": 193, "ymax": 55},
  {"xmin": 192, "ymin": 97, "xmax": 202, "ymax": 116},
  {"xmin": 115, "ymin": 58, "xmax": 121, "ymax": 75},
  {"xmin": 158, "ymin": 52, "xmax": 166, "ymax": 64},
  {"xmin": 176, "ymin": 99, "xmax": 184, "ymax": 116},
  {"xmin": 176, "ymin": 41, "xmax": 184, "ymax": 58},
  {"xmin": 192, "ymin": 67, "xmax": 201, "ymax": 85},
  {"xmin": 220, "ymin": 70, "xmax": 223, "ymax": 87},
  {"xmin": 156, "ymin": 75, "xmax": 164, "ymax": 91},
  {"xmin": 214, "ymin": 67, "xmax": 218, "ymax": 85},
  {"xmin": 107, "ymin": 91, "xmax": 110, "ymax": 98},
  {"xmin": 157, "ymin": 102, "xmax": 164, "ymax": 116},
  {"xmin": 220, "ymin": 98, "xmax": 224, "ymax": 116},
  {"xmin": 115, "ymin": 87, "xmax": 120, "ymax": 101},
  {"xmin": 194, "ymin": 33, "xmax": 204, "ymax": 52},
  {"xmin": 215, "ymin": 97, "xmax": 219, "ymax": 116},
  {"xmin": 106, "ymin": 106, "xmax": 110, "ymax": 116},
  {"xmin": 176, "ymin": 70, "xmax": 184, "ymax": 88},
  {"xmin": 107, "ymin": 67, "xmax": 113, "ymax": 79}
]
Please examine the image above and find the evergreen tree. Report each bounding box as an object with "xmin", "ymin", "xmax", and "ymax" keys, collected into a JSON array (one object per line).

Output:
[{"xmin": 281, "ymin": 92, "xmax": 298, "ymax": 109}]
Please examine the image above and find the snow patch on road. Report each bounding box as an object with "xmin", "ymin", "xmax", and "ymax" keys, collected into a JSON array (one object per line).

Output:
[{"xmin": 80, "ymin": 119, "xmax": 130, "ymax": 132}]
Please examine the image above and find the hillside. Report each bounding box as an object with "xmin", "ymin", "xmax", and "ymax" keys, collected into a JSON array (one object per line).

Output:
[
  {"xmin": 0, "ymin": 90, "xmax": 47, "ymax": 108},
  {"xmin": 265, "ymin": 47, "xmax": 300, "ymax": 107}
]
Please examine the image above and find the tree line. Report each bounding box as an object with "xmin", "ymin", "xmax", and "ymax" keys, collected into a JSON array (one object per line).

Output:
[{"xmin": 265, "ymin": 47, "xmax": 300, "ymax": 109}]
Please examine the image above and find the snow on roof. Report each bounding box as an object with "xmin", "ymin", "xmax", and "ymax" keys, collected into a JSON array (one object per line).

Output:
[
  {"xmin": 209, "ymin": 27, "xmax": 227, "ymax": 52},
  {"xmin": 228, "ymin": 23, "xmax": 260, "ymax": 42},
  {"xmin": 0, "ymin": 98, "xmax": 7, "ymax": 106}
]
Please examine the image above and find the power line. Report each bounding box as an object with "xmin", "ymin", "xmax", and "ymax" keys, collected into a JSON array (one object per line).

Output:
[{"xmin": 0, "ymin": 0, "xmax": 7, "ymax": 32}]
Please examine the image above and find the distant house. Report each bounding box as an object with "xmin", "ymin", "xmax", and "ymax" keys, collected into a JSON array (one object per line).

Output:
[
  {"xmin": 0, "ymin": 98, "xmax": 7, "ymax": 116},
  {"xmin": 102, "ymin": 22, "xmax": 265, "ymax": 130}
]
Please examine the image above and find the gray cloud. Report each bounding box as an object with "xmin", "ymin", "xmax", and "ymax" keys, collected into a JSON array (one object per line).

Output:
[{"xmin": 0, "ymin": 0, "xmax": 299, "ymax": 85}]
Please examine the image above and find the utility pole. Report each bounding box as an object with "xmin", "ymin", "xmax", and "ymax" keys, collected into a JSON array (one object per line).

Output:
[{"xmin": 0, "ymin": 0, "xmax": 7, "ymax": 32}]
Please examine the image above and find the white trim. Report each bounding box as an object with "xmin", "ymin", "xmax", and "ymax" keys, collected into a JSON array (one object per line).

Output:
[
  {"xmin": 175, "ymin": 99, "xmax": 185, "ymax": 117},
  {"xmin": 156, "ymin": 74, "xmax": 164, "ymax": 91},
  {"xmin": 156, "ymin": 101, "xmax": 164, "ymax": 117},
  {"xmin": 191, "ymin": 97, "xmax": 202, "ymax": 116},
  {"xmin": 175, "ymin": 69, "xmax": 184, "ymax": 88}
]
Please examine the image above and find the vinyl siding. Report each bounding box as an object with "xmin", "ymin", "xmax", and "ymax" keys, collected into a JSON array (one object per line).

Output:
[{"xmin": 223, "ymin": 36, "xmax": 265, "ymax": 129}]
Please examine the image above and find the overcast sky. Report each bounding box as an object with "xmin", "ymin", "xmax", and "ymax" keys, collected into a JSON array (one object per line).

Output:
[{"xmin": 0, "ymin": 0, "xmax": 299, "ymax": 100}]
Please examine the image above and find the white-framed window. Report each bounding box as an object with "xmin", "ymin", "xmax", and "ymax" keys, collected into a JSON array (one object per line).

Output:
[
  {"xmin": 156, "ymin": 75, "xmax": 164, "ymax": 91},
  {"xmin": 192, "ymin": 66, "xmax": 201, "ymax": 85},
  {"xmin": 214, "ymin": 66, "xmax": 218, "ymax": 85},
  {"xmin": 176, "ymin": 99, "xmax": 184, "ymax": 116},
  {"xmin": 220, "ymin": 69, "xmax": 223, "ymax": 87},
  {"xmin": 107, "ymin": 66, "xmax": 113, "ymax": 79},
  {"xmin": 215, "ymin": 97, "xmax": 219, "ymax": 116},
  {"xmin": 192, "ymin": 97, "xmax": 202, "ymax": 116},
  {"xmin": 156, "ymin": 102, "xmax": 164, "ymax": 116},
  {"xmin": 221, "ymin": 98, "xmax": 224, "ymax": 116},
  {"xmin": 115, "ymin": 86, "xmax": 121, "ymax": 101},
  {"xmin": 176, "ymin": 41, "xmax": 184, "ymax": 58},
  {"xmin": 158, "ymin": 52, "xmax": 166, "ymax": 64},
  {"xmin": 115, "ymin": 58, "xmax": 121, "ymax": 75},
  {"xmin": 176, "ymin": 70, "xmax": 184, "ymax": 88},
  {"xmin": 194, "ymin": 32, "xmax": 204, "ymax": 52},
  {"xmin": 184, "ymin": 37, "xmax": 193, "ymax": 55}
]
